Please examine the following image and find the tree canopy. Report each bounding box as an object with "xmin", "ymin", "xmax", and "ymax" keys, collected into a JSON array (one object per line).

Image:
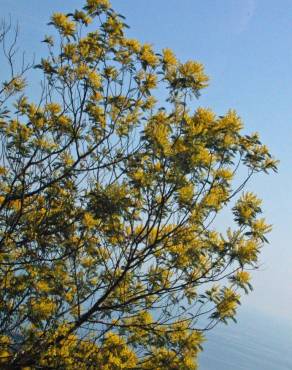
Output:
[{"xmin": 0, "ymin": 0, "xmax": 277, "ymax": 368}]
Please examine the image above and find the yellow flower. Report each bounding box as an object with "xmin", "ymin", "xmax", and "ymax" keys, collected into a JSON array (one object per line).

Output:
[
  {"xmin": 0, "ymin": 350, "xmax": 10, "ymax": 364},
  {"xmin": 83, "ymin": 212, "xmax": 98, "ymax": 229},
  {"xmin": 0, "ymin": 167, "xmax": 7, "ymax": 176},
  {"xmin": 105, "ymin": 16, "xmax": 124, "ymax": 36},
  {"xmin": 215, "ymin": 168, "xmax": 233, "ymax": 181},
  {"xmin": 58, "ymin": 115, "xmax": 71, "ymax": 128},
  {"xmin": 73, "ymin": 10, "xmax": 92, "ymax": 25},
  {"xmin": 51, "ymin": 13, "xmax": 76, "ymax": 36},
  {"xmin": 87, "ymin": 105, "xmax": 106, "ymax": 127},
  {"xmin": 86, "ymin": 0, "xmax": 110, "ymax": 14},
  {"xmin": 144, "ymin": 73, "xmax": 157, "ymax": 89},
  {"xmin": 46, "ymin": 103, "xmax": 62, "ymax": 115},
  {"xmin": 88, "ymin": 70, "xmax": 102, "ymax": 88},
  {"xmin": 35, "ymin": 280, "xmax": 51, "ymax": 293},
  {"xmin": 76, "ymin": 63, "xmax": 90, "ymax": 78},
  {"xmin": 3, "ymin": 77, "xmax": 26, "ymax": 95},
  {"xmin": 63, "ymin": 43, "xmax": 77, "ymax": 58},
  {"xmin": 217, "ymin": 288, "xmax": 240, "ymax": 319},
  {"xmin": 124, "ymin": 38, "xmax": 141, "ymax": 53},
  {"xmin": 104, "ymin": 66, "xmax": 118, "ymax": 79},
  {"xmin": 35, "ymin": 138, "xmax": 54, "ymax": 150},
  {"xmin": 179, "ymin": 60, "xmax": 209, "ymax": 90},
  {"xmin": 9, "ymin": 200, "xmax": 22, "ymax": 211},
  {"xmin": 140, "ymin": 44, "xmax": 158, "ymax": 67},
  {"xmin": 143, "ymin": 96, "xmax": 157, "ymax": 110},
  {"xmin": 0, "ymin": 335, "xmax": 11, "ymax": 364},
  {"xmin": 31, "ymin": 297, "xmax": 57, "ymax": 319},
  {"xmin": 162, "ymin": 48, "xmax": 177, "ymax": 66},
  {"xmin": 81, "ymin": 256, "xmax": 94, "ymax": 268},
  {"xmin": 91, "ymin": 91, "xmax": 103, "ymax": 101},
  {"xmin": 9, "ymin": 77, "xmax": 26, "ymax": 92},
  {"xmin": 178, "ymin": 184, "xmax": 194, "ymax": 204},
  {"xmin": 234, "ymin": 271, "xmax": 250, "ymax": 284},
  {"xmin": 218, "ymin": 110, "xmax": 243, "ymax": 132},
  {"xmin": 61, "ymin": 152, "xmax": 74, "ymax": 166},
  {"xmin": 237, "ymin": 240, "xmax": 258, "ymax": 264}
]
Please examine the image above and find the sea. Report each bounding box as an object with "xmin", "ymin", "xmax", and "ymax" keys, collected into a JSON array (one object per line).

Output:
[{"xmin": 199, "ymin": 309, "xmax": 292, "ymax": 370}]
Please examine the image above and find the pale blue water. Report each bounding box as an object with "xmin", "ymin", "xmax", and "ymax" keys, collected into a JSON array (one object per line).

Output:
[{"xmin": 199, "ymin": 310, "xmax": 292, "ymax": 370}]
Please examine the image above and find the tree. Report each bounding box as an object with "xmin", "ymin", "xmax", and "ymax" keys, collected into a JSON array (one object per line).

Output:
[{"xmin": 0, "ymin": 0, "xmax": 277, "ymax": 368}]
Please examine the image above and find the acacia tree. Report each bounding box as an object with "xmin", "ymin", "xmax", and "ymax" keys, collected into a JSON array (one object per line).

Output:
[{"xmin": 0, "ymin": 1, "xmax": 277, "ymax": 369}]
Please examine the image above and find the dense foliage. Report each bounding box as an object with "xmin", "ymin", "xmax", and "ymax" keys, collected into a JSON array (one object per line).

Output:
[{"xmin": 0, "ymin": 0, "xmax": 277, "ymax": 368}]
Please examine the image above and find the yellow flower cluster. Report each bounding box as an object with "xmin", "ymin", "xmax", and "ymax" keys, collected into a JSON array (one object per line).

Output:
[
  {"xmin": 51, "ymin": 13, "xmax": 76, "ymax": 36},
  {"xmin": 236, "ymin": 239, "xmax": 259, "ymax": 264},
  {"xmin": 58, "ymin": 115, "xmax": 71, "ymax": 129},
  {"xmin": 87, "ymin": 70, "xmax": 102, "ymax": 88},
  {"xmin": 46, "ymin": 102, "xmax": 62, "ymax": 115},
  {"xmin": 73, "ymin": 10, "xmax": 92, "ymax": 25},
  {"xmin": 83, "ymin": 212, "xmax": 98, "ymax": 229},
  {"xmin": 145, "ymin": 112, "xmax": 171, "ymax": 152},
  {"xmin": 30, "ymin": 297, "xmax": 57, "ymax": 319},
  {"xmin": 0, "ymin": 166, "xmax": 7, "ymax": 176},
  {"xmin": 86, "ymin": 0, "xmax": 111, "ymax": 14},
  {"xmin": 178, "ymin": 183, "xmax": 194, "ymax": 204},
  {"xmin": 204, "ymin": 186, "xmax": 228, "ymax": 210},
  {"xmin": 4, "ymin": 77, "xmax": 26, "ymax": 94},
  {"xmin": 97, "ymin": 332, "xmax": 137, "ymax": 369},
  {"xmin": 216, "ymin": 288, "xmax": 240, "ymax": 319},
  {"xmin": 233, "ymin": 192, "xmax": 262, "ymax": 224},
  {"xmin": 218, "ymin": 109, "xmax": 243, "ymax": 132},
  {"xmin": 140, "ymin": 44, "xmax": 159, "ymax": 67},
  {"xmin": 179, "ymin": 61, "xmax": 208, "ymax": 84},
  {"xmin": 0, "ymin": 348, "xmax": 10, "ymax": 364},
  {"xmin": 123, "ymin": 38, "xmax": 141, "ymax": 53},
  {"xmin": 78, "ymin": 33, "xmax": 102, "ymax": 60},
  {"xmin": 234, "ymin": 270, "xmax": 251, "ymax": 284},
  {"xmin": 144, "ymin": 73, "xmax": 157, "ymax": 89},
  {"xmin": 110, "ymin": 16, "xmax": 124, "ymax": 32},
  {"xmin": 162, "ymin": 48, "xmax": 177, "ymax": 66},
  {"xmin": 87, "ymin": 104, "xmax": 106, "ymax": 127}
]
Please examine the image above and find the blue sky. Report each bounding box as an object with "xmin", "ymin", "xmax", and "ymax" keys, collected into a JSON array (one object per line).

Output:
[{"xmin": 2, "ymin": 0, "xmax": 292, "ymax": 322}]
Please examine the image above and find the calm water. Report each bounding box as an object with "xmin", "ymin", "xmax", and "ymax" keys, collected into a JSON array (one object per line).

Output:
[{"xmin": 199, "ymin": 310, "xmax": 292, "ymax": 370}]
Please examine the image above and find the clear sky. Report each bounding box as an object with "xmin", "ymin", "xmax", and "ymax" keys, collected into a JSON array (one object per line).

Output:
[{"xmin": 1, "ymin": 0, "xmax": 292, "ymax": 322}]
